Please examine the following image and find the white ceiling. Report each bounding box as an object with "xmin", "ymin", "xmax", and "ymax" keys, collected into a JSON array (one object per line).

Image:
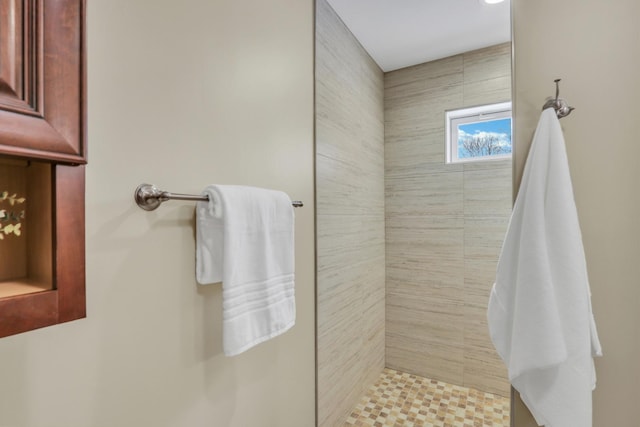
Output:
[{"xmin": 326, "ymin": 0, "xmax": 511, "ymax": 72}]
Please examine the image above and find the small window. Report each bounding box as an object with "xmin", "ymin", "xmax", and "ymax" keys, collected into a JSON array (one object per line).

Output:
[{"xmin": 445, "ymin": 102, "xmax": 512, "ymax": 164}]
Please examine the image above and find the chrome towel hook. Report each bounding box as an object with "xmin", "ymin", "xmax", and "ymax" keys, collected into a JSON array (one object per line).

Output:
[{"xmin": 542, "ymin": 79, "xmax": 574, "ymax": 119}]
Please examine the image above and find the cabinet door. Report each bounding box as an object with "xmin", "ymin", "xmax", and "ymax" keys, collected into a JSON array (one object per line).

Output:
[
  {"xmin": 0, "ymin": 0, "xmax": 86, "ymax": 338},
  {"xmin": 0, "ymin": 0, "xmax": 85, "ymax": 164}
]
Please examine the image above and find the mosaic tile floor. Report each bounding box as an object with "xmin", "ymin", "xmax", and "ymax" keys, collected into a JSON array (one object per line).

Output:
[{"xmin": 343, "ymin": 368, "xmax": 510, "ymax": 427}]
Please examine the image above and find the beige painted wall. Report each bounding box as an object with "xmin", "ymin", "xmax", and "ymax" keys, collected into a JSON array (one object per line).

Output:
[
  {"xmin": 512, "ymin": 0, "xmax": 640, "ymax": 425},
  {"xmin": 315, "ymin": 0, "xmax": 386, "ymax": 425},
  {"xmin": 0, "ymin": 1, "xmax": 315, "ymax": 426},
  {"xmin": 384, "ymin": 44, "xmax": 511, "ymax": 397}
]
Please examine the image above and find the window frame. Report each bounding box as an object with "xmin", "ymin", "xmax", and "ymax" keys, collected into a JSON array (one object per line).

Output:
[{"xmin": 445, "ymin": 101, "xmax": 512, "ymax": 164}]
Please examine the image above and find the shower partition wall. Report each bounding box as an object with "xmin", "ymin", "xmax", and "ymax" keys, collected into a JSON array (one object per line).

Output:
[{"xmin": 315, "ymin": 1, "xmax": 386, "ymax": 426}]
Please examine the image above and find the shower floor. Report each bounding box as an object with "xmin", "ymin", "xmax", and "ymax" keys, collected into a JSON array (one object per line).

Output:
[{"xmin": 343, "ymin": 368, "xmax": 510, "ymax": 427}]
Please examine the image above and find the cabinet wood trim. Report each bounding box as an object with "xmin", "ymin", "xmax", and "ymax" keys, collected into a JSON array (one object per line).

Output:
[
  {"xmin": 0, "ymin": 290, "xmax": 58, "ymax": 336},
  {"xmin": 0, "ymin": 0, "xmax": 85, "ymax": 164},
  {"xmin": 0, "ymin": 165, "xmax": 86, "ymax": 338},
  {"xmin": 56, "ymin": 165, "xmax": 86, "ymax": 322}
]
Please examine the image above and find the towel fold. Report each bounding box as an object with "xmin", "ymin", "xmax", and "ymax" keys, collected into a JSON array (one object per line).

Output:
[
  {"xmin": 196, "ymin": 185, "xmax": 296, "ymax": 356},
  {"xmin": 487, "ymin": 108, "xmax": 602, "ymax": 427}
]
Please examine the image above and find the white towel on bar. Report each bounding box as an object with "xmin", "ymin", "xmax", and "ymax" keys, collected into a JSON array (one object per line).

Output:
[
  {"xmin": 487, "ymin": 108, "xmax": 602, "ymax": 427},
  {"xmin": 196, "ymin": 184, "xmax": 296, "ymax": 357}
]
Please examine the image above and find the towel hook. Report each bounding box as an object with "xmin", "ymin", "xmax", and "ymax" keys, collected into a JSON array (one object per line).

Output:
[{"xmin": 542, "ymin": 79, "xmax": 574, "ymax": 119}]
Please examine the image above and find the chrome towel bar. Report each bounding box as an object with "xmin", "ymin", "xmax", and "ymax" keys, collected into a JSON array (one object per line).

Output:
[{"xmin": 134, "ymin": 183, "xmax": 303, "ymax": 211}]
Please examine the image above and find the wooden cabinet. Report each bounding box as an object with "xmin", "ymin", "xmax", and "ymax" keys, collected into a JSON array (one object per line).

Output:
[
  {"xmin": 0, "ymin": 0, "xmax": 86, "ymax": 163},
  {"xmin": 0, "ymin": 0, "xmax": 86, "ymax": 338}
]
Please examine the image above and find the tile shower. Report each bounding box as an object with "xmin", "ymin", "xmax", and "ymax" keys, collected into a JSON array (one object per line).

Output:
[{"xmin": 316, "ymin": 0, "xmax": 512, "ymax": 425}]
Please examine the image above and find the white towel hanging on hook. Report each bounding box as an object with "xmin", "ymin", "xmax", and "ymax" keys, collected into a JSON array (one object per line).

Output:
[{"xmin": 487, "ymin": 108, "xmax": 601, "ymax": 427}]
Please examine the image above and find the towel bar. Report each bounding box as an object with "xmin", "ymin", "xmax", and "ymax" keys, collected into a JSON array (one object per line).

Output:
[{"xmin": 134, "ymin": 183, "xmax": 303, "ymax": 211}]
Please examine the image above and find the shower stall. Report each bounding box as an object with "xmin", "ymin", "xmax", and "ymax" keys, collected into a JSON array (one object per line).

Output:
[{"xmin": 315, "ymin": 0, "xmax": 513, "ymax": 425}]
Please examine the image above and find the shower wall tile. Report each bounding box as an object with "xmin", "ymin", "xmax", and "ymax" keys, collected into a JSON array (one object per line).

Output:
[
  {"xmin": 386, "ymin": 215, "xmax": 465, "ymax": 384},
  {"xmin": 463, "ymin": 216, "xmax": 510, "ymax": 396},
  {"xmin": 385, "ymin": 55, "xmax": 463, "ymax": 97},
  {"xmin": 385, "ymin": 129, "xmax": 454, "ymax": 177},
  {"xmin": 385, "ymin": 87, "xmax": 463, "ymax": 140},
  {"xmin": 385, "ymin": 43, "xmax": 512, "ymax": 397},
  {"xmin": 385, "ymin": 172, "xmax": 463, "ymax": 217},
  {"xmin": 316, "ymin": 0, "xmax": 386, "ymax": 425},
  {"xmin": 463, "ymin": 163, "xmax": 513, "ymax": 217},
  {"xmin": 463, "ymin": 43, "xmax": 511, "ymax": 83},
  {"xmin": 316, "ymin": 152, "xmax": 384, "ymax": 215},
  {"xmin": 463, "ymin": 76, "xmax": 512, "ymax": 107},
  {"xmin": 317, "ymin": 215, "xmax": 385, "ymax": 271},
  {"xmin": 464, "ymin": 305, "xmax": 511, "ymax": 396},
  {"xmin": 317, "ymin": 305, "xmax": 370, "ymax": 427},
  {"xmin": 386, "ymin": 304, "xmax": 465, "ymax": 384},
  {"xmin": 463, "ymin": 216, "xmax": 509, "ymax": 269},
  {"xmin": 386, "ymin": 215, "xmax": 464, "ymax": 285},
  {"xmin": 463, "ymin": 43, "xmax": 511, "ymax": 106},
  {"xmin": 317, "ymin": 253, "xmax": 386, "ymax": 426}
]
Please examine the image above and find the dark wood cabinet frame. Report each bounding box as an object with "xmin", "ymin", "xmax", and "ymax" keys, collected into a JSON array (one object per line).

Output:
[{"xmin": 0, "ymin": 0, "xmax": 86, "ymax": 338}]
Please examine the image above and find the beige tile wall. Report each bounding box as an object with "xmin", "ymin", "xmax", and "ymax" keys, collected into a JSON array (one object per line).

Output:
[
  {"xmin": 384, "ymin": 43, "xmax": 512, "ymax": 397},
  {"xmin": 315, "ymin": 0, "xmax": 386, "ymax": 426}
]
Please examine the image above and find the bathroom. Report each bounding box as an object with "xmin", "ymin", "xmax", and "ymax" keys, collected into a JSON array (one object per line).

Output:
[{"xmin": 0, "ymin": 1, "xmax": 638, "ymax": 427}]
